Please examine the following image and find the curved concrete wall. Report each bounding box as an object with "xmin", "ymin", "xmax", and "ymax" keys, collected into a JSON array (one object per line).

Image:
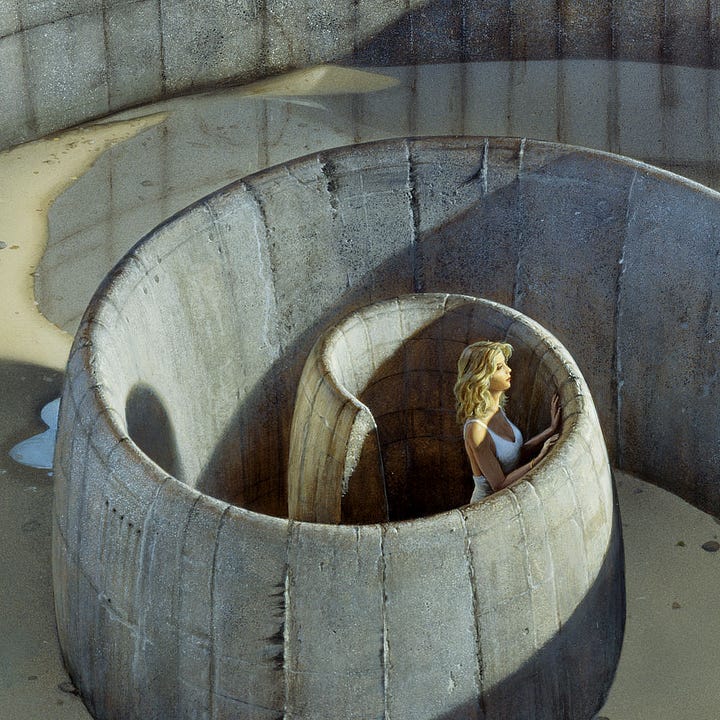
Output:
[
  {"xmin": 51, "ymin": 133, "xmax": 720, "ymax": 717},
  {"xmin": 3, "ymin": 0, "xmax": 720, "ymax": 149},
  {"xmin": 38, "ymin": 59, "xmax": 720, "ymax": 337},
  {"xmin": 289, "ymin": 293, "xmax": 584, "ymax": 525},
  {"xmin": 54, "ymin": 271, "xmax": 623, "ymax": 718},
  {"xmin": 54, "ymin": 136, "xmax": 720, "ymax": 517}
]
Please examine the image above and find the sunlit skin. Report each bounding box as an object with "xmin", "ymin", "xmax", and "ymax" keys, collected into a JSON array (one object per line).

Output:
[{"xmin": 464, "ymin": 351, "xmax": 561, "ymax": 492}]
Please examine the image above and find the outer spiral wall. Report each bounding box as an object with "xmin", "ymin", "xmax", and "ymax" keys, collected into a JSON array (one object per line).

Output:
[{"xmin": 51, "ymin": 137, "xmax": 641, "ymax": 719}]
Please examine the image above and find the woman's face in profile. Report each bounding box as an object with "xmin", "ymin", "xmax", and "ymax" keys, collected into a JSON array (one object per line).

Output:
[{"xmin": 488, "ymin": 351, "xmax": 512, "ymax": 393}]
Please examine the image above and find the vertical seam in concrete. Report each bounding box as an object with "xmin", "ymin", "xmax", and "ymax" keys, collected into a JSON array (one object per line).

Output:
[
  {"xmin": 242, "ymin": 181, "xmax": 282, "ymax": 355},
  {"xmin": 405, "ymin": 139, "xmax": 421, "ymax": 292},
  {"xmin": 458, "ymin": 59, "xmax": 468, "ymax": 136},
  {"xmin": 380, "ymin": 525, "xmax": 390, "ymax": 720},
  {"xmin": 508, "ymin": 0, "xmax": 516, "ymax": 60},
  {"xmin": 708, "ymin": 0, "xmax": 718, "ymax": 69},
  {"xmin": 408, "ymin": 63, "xmax": 419, "ymax": 135},
  {"xmin": 659, "ymin": 0, "xmax": 671, "ymax": 167},
  {"xmin": 556, "ymin": 0, "xmax": 567, "ymax": 147},
  {"xmin": 258, "ymin": 0, "xmax": 269, "ymax": 71},
  {"xmin": 508, "ymin": 489, "xmax": 538, "ymax": 647},
  {"xmin": 481, "ymin": 138, "xmax": 489, "ymax": 196},
  {"xmin": 100, "ymin": 4, "xmax": 111, "ymax": 112},
  {"xmin": 18, "ymin": 22, "xmax": 39, "ymax": 137},
  {"xmin": 458, "ymin": 508, "xmax": 486, "ymax": 718},
  {"xmin": 98, "ymin": 495, "xmax": 112, "ymax": 577},
  {"xmin": 562, "ymin": 467, "xmax": 591, "ymax": 591},
  {"xmin": 351, "ymin": 0, "xmax": 360, "ymax": 59},
  {"xmin": 241, "ymin": 180, "xmax": 285, "ymax": 496},
  {"xmin": 555, "ymin": 0, "xmax": 563, "ymax": 58},
  {"xmin": 176, "ymin": 494, "xmax": 202, "ymax": 709},
  {"xmin": 607, "ymin": 1, "xmax": 620, "ymax": 154},
  {"xmin": 705, "ymin": 27, "xmax": 717, "ymax": 186},
  {"xmin": 208, "ymin": 504, "xmax": 231, "ymax": 720},
  {"xmin": 281, "ymin": 520, "xmax": 293, "ymax": 719},
  {"xmin": 319, "ymin": 154, "xmax": 339, "ymax": 220},
  {"xmin": 526, "ymin": 481, "xmax": 563, "ymax": 712},
  {"xmin": 157, "ymin": 0, "xmax": 167, "ymax": 95},
  {"xmin": 527, "ymin": 483, "xmax": 562, "ymax": 630},
  {"xmin": 511, "ymin": 138, "xmax": 526, "ymax": 309},
  {"xmin": 660, "ymin": 0, "xmax": 669, "ymax": 62},
  {"xmin": 607, "ymin": 53, "xmax": 620, "ymax": 155},
  {"xmin": 72, "ymin": 423, "xmax": 93, "ymax": 686},
  {"xmin": 614, "ymin": 168, "xmax": 638, "ymax": 467},
  {"xmin": 131, "ymin": 475, "xmax": 171, "ymax": 707},
  {"xmin": 457, "ymin": 0, "xmax": 468, "ymax": 133}
]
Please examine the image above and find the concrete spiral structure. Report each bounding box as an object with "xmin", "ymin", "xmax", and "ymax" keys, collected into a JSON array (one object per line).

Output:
[
  {"xmin": 287, "ymin": 293, "xmax": 612, "ymax": 530},
  {"xmin": 54, "ymin": 285, "xmax": 622, "ymax": 720},
  {"xmin": 285, "ymin": 291, "xmax": 619, "ymax": 535},
  {"xmin": 52, "ymin": 137, "xmax": 638, "ymax": 719}
]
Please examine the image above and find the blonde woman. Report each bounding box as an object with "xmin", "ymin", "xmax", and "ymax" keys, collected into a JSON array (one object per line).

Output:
[{"xmin": 454, "ymin": 341, "xmax": 561, "ymax": 502}]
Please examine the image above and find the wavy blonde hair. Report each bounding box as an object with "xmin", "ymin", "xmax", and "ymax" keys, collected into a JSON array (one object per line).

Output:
[{"xmin": 454, "ymin": 340, "xmax": 513, "ymax": 424}]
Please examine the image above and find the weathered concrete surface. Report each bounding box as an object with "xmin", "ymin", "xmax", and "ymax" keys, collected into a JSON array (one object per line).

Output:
[
  {"xmin": 52, "ymin": 134, "xmax": 720, "ymax": 717},
  {"xmin": 37, "ymin": 60, "xmax": 720, "ymax": 338},
  {"xmin": 3, "ymin": 0, "xmax": 720, "ymax": 150},
  {"xmin": 290, "ymin": 294, "xmax": 587, "ymax": 525},
  {"xmin": 55, "ymin": 269, "xmax": 623, "ymax": 718}
]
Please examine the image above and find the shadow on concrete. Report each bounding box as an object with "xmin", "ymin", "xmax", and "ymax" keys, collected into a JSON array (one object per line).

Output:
[
  {"xmin": 193, "ymin": 244, "xmax": 418, "ymax": 517},
  {"xmin": 344, "ymin": 0, "xmax": 716, "ymax": 69},
  {"xmin": 431, "ymin": 493, "xmax": 625, "ymax": 719},
  {"xmin": 125, "ymin": 383, "xmax": 183, "ymax": 482},
  {"xmin": 115, "ymin": 139, "xmax": 718, "ymax": 528},
  {"xmin": 191, "ymin": 163, "xmax": 531, "ymax": 519}
]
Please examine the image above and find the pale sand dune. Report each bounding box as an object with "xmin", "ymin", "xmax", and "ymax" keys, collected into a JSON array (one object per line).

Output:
[{"xmin": 600, "ymin": 473, "xmax": 720, "ymax": 719}]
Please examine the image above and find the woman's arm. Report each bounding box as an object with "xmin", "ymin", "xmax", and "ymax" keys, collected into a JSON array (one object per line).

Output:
[
  {"xmin": 521, "ymin": 393, "xmax": 562, "ymax": 457},
  {"xmin": 465, "ymin": 416, "xmax": 559, "ymax": 492},
  {"xmin": 466, "ymin": 422, "xmax": 558, "ymax": 492}
]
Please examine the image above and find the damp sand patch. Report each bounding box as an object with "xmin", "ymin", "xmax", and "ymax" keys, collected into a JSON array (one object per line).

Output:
[{"xmin": 0, "ymin": 113, "xmax": 166, "ymax": 372}]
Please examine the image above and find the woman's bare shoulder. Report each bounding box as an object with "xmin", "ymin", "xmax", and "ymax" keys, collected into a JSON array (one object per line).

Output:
[{"xmin": 464, "ymin": 418, "xmax": 490, "ymax": 444}]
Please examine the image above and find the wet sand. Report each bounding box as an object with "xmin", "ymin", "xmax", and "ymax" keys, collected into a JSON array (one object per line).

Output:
[{"xmin": 2, "ymin": 63, "xmax": 720, "ymax": 718}]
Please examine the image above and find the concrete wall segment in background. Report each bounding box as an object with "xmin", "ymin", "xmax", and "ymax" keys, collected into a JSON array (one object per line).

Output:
[{"xmin": 5, "ymin": 0, "xmax": 720, "ymax": 149}]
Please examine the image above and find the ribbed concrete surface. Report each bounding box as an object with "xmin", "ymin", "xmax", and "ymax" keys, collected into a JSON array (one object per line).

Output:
[
  {"xmin": 53, "ymin": 133, "xmax": 720, "ymax": 717},
  {"xmin": 3, "ymin": 0, "xmax": 720, "ymax": 149},
  {"xmin": 54, "ymin": 276, "xmax": 622, "ymax": 718}
]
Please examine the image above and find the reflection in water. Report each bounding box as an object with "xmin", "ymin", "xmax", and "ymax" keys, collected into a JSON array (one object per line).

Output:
[
  {"xmin": 37, "ymin": 60, "xmax": 720, "ymax": 336},
  {"xmin": 9, "ymin": 397, "xmax": 60, "ymax": 470}
]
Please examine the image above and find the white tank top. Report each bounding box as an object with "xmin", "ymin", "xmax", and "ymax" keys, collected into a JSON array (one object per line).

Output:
[{"xmin": 464, "ymin": 410, "xmax": 523, "ymax": 498}]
